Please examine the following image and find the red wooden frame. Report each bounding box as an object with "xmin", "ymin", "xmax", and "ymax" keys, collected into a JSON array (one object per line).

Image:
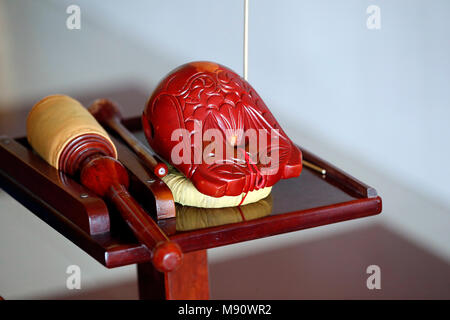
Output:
[{"xmin": 0, "ymin": 117, "xmax": 382, "ymax": 299}]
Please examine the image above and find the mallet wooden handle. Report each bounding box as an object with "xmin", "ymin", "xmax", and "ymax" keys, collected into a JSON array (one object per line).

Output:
[
  {"xmin": 88, "ymin": 99, "xmax": 168, "ymax": 178},
  {"xmin": 107, "ymin": 183, "xmax": 181, "ymax": 272},
  {"xmin": 109, "ymin": 119, "xmax": 168, "ymax": 178},
  {"xmin": 79, "ymin": 156, "xmax": 182, "ymax": 273},
  {"xmin": 27, "ymin": 95, "xmax": 181, "ymax": 272}
]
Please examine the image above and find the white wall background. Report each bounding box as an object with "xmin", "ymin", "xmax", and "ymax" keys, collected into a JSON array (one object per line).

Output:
[{"xmin": 0, "ymin": 0, "xmax": 449, "ymax": 299}]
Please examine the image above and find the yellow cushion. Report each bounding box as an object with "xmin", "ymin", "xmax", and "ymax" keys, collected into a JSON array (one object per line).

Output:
[
  {"xmin": 176, "ymin": 195, "xmax": 273, "ymax": 231},
  {"xmin": 161, "ymin": 166, "xmax": 272, "ymax": 208}
]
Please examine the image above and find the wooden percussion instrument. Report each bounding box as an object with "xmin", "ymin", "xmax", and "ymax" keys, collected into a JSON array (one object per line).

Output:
[
  {"xmin": 142, "ymin": 61, "xmax": 303, "ymax": 198},
  {"xmin": 26, "ymin": 95, "xmax": 182, "ymax": 272}
]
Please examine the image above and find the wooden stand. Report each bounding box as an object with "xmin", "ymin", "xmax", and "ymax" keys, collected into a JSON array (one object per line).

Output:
[
  {"xmin": 138, "ymin": 250, "xmax": 209, "ymax": 300},
  {"xmin": 0, "ymin": 116, "xmax": 382, "ymax": 299}
]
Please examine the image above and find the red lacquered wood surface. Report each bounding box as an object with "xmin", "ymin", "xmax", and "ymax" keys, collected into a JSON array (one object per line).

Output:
[
  {"xmin": 77, "ymin": 155, "xmax": 182, "ymax": 273},
  {"xmin": 111, "ymin": 136, "xmax": 175, "ymax": 220},
  {"xmin": 88, "ymin": 99, "xmax": 169, "ymax": 179},
  {"xmin": 106, "ymin": 182, "xmax": 182, "ymax": 272},
  {"xmin": 0, "ymin": 116, "xmax": 382, "ymax": 269},
  {"xmin": 0, "ymin": 136, "xmax": 110, "ymax": 235},
  {"xmin": 58, "ymin": 134, "xmax": 116, "ymax": 177},
  {"xmin": 143, "ymin": 61, "xmax": 303, "ymax": 198},
  {"xmin": 138, "ymin": 250, "xmax": 209, "ymax": 300}
]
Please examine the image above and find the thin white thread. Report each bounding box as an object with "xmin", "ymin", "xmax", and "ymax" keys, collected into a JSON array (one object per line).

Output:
[{"xmin": 244, "ymin": 0, "xmax": 249, "ymax": 80}]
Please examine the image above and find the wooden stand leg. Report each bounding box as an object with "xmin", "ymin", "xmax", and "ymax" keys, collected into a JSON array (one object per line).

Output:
[{"xmin": 137, "ymin": 249, "xmax": 210, "ymax": 300}]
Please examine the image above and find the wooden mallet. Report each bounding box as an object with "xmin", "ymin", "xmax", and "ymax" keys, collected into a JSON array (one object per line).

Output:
[
  {"xmin": 88, "ymin": 99, "xmax": 168, "ymax": 179},
  {"xmin": 27, "ymin": 95, "xmax": 182, "ymax": 272}
]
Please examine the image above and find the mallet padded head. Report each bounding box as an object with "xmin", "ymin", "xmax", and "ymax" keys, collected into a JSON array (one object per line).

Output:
[{"xmin": 27, "ymin": 95, "xmax": 117, "ymax": 171}]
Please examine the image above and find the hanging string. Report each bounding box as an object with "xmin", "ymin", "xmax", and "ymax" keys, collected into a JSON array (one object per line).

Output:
[
  {"xmin": 239, "ymin": 0, "xmax": 256, "ymax": 207},
  {"xmin": 243, "ymin": 0, "xmax": 249, "ymax": 80}
]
